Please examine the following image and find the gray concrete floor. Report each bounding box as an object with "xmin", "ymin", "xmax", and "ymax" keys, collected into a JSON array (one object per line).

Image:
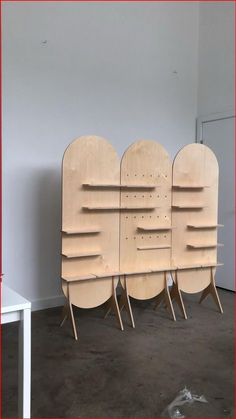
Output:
[{"xmin": 2, "ymin": 288, "xmax": 234, "ymax": 418}]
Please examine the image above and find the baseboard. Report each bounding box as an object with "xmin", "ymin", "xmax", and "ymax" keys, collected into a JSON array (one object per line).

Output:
[{"xmin": 31, "ymin": 294, "xmax": 65, "ymax": 311}]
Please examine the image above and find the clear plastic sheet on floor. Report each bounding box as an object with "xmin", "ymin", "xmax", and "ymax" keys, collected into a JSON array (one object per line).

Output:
[{"xmin": 161, "ymin": 387, "xmax": 207, "ymax": 418}]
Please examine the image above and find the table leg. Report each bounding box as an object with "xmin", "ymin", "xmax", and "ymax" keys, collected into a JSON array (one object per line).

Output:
[{"xmin": 18, "ymin": 308, "xmax": 31, "ymax": 418}]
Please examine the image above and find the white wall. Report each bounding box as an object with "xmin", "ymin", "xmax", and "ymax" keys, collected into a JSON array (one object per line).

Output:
[
  {"xmin": 3, "ymin": 2, "xmax": 199, "ymax": 307},
  {"xmin": 198, "ymin": 1, "xmax": 234, "ymax": 116}
]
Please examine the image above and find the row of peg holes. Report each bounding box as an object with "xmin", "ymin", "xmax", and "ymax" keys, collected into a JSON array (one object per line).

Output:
[
  {"xmin": 124, "ymin": 194, "xmax": 168, "ymax": 198},
  {"xmin": 125, "ymin": 235, "xmax": 168, "ymax": 240},
  {"xmin": 125, "ymin": 174, "xmax": 168, "ymax": 178},
  {"xmin": 125, "ymin": 215, "xmax": 168, "ymax": 219}
]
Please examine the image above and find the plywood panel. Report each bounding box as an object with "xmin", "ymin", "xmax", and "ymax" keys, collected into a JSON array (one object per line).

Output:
[
  {"xmin": 120, "ymin": 140, "xmax": 172, "ymax": 300},
  {"xmin": 61, "ymin": 136, "xmax": 119, "ymax": 308},
  {"xmin": 172, "ymin": 143, "xmax": 219, "ymax": 293}
]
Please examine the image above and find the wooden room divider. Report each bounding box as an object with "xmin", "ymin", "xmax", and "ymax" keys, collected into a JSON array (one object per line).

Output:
[
  {"xmin": 171, "ymin": 143, "xmax": 223, "ymax": 318},
  {"xmin": 119, "ymin": 140, "xmax": 175, "ymax": 322},
  {"xmin": 61, "ymin": 136, "xmax": 122, "ymax": 340},
  {"xmin": 60, "ymin": 137, "xmax": 223, "ymax": 340}
]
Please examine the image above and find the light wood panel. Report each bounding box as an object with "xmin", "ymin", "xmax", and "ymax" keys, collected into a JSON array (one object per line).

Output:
[
  {"xmin": 61, "ymin": 136, "xmax": 119, "ymax": 309},
  {"xmin": 172, "ymin": 143, "xmax": 221, "ymax": 295},
  {"xmin": 120, "ymin": 140, "xmax": 172, "ymax": 300}
]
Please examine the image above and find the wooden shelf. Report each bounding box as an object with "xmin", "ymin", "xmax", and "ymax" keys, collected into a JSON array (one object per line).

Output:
[
  {"xmin": 172, "ymin": 204, "xmax": 205, "ymax": 209},
  {"xmin": 83, "ymin": 205, "xmax": 156, "ymax": 210},
  {"xmin": 62, "ymin": 251, "xmax": 101, "ymax": 258},
  {"xmin": 62, "ymin": 272, "xmax": 122, "ymax": 282},
  {"xmin": 151, "ymin": 266, "xmax": 175, "ymax": 272},
  {"xmin": 177, "ymin": 262, "xmax": 223, "ymax": 270},
  {"xmin": 83, "ymin": 182, "xmax": 120, "ymax": 188},
  {"xmin": 62, "ymin": 274, "xmax": 97, "ymax": 282},
  {"xmin": 62, "ymin": 227, "xmax": 101, "ymax": 234},
  {"xmin": 137, "ymin": 226, "xmax": 172, "ymax": 231},
  {"xmin": 92, "ymin": 271, "xmax": 122, "ymax": 278},
  {"xmin": 121, "ymin": 206, "xmax": 156, "ymax": 210},
  {"xmin": 121, "ymin": 184, "xmax": 157, "ymax": 189},
  {"xmin": 137, "ymin": 245, "xmax": 171, "ymax": 250},
  {"xmin": 187, "ymin": 224, "xmax": 224, "ymax": 229},
  {"xmin": 83, "ymin": 182, "xmax": 158, "ymax": 189},
  {"xmin": 187, "ymin": 243, "xmax": 224, "ymax": 249},
  {"xmin": 172, "ymin": 184, "xmax": 209, "ymax": 189},
  {"xmin": 124, "ymin": 266, "xmax": 174, "ymax": 275},
  {"xmin": 62, "ymin": 262, "xmax": 224, "ymax": 282},
  {"xmin": 124, "ymin": 268, "xmax": 152, "ymax": 275}
]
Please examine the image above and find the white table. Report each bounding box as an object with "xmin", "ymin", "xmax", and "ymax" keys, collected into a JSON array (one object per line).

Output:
[{"xmin": 1, "ymin": 284, "xmax": 31, "ymax": 418}]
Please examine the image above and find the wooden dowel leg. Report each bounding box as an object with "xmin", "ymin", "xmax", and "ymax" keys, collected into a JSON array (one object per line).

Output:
[
  {"xmin": 121, "ymin": 276, "xmax": 135, "ymax": 328},
  {"xmin": 170, "ymin": 284, "xmax": 175, "ymax": 302},
  {"xmin": 164, "ymin": 273, "xmax": 176, "ymax": 321},
  {"xmin": 171, "ymin": 272, "xmax": 187, "ymax": 319},
  {"xmin": 60, "ymin": 303, "xmax": 69, "ymax": 327},
  {"xmin": 210, "ymin": 268, "xmax": 223, "ymax": 313},
  {"xmin": 210, "ymin": 282, "xmax": 223, "ymax": 313},
  {"xmin": 200, "ymin": 268, "xmax": 223, "ymax": 314},
  {"xmin": 104, "ymin": 297, "xmax": 112, "ymax": 319},
  {"xmin": 118, "ymin": 292, "xmax": 125, "ymax": 313},
  {"xmin": 69, "ymin": 301, "xmax": 78, "ymax": 341},
  {"xmin": 112, "ymin": 277, "xmax": 124, "ymax": 331},
  {"xmin": 171, "ymin": 271, "xmax": 176, "ymax": 282},
  {"xmin": 68, "ymin": 284, "xmax": 78, "ymax": 341}
]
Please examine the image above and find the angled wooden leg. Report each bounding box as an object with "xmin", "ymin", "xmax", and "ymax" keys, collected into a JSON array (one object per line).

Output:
[
  {"xmin": 199, "ymin": 268, "xmax": 223, "ymax": 314},
  {"xmin": 153, "ymin": 289, "xmax": 165, "ymax": 310},
  {"xmin": 68, "ymin": 284, "xmax": 78, "ymax": 341},
  {"xmin": 111, "ymin": 277, "xmax": 124, "ymax": 331},
  {"xmin": 170, "ymin": 271, "xmax": 176, "ymax": 284},
  {"xmin": 210, "ymin": 283, "xmax": 224, "ymax": 314},
  {"xmin": 119, "ymin": 294, "xmax": 125, "ymax": 312},
  {"xmin": 119, "ymin": 276, "xmax": 135, "ymax": 328},
  {"xmin": 164, "ymin": 273, "xmax": 176, "ymax": 321},
  {"xmin": 171, "ymin": 271, "xmax": 187, "ymax": 320},
  {"xmin": 60, "ymin": 302, "xmax": 69, "ymax": 327},
  {"xmin": 104, "ymin": 297, "xmax": 112, "ymax": 319}
]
